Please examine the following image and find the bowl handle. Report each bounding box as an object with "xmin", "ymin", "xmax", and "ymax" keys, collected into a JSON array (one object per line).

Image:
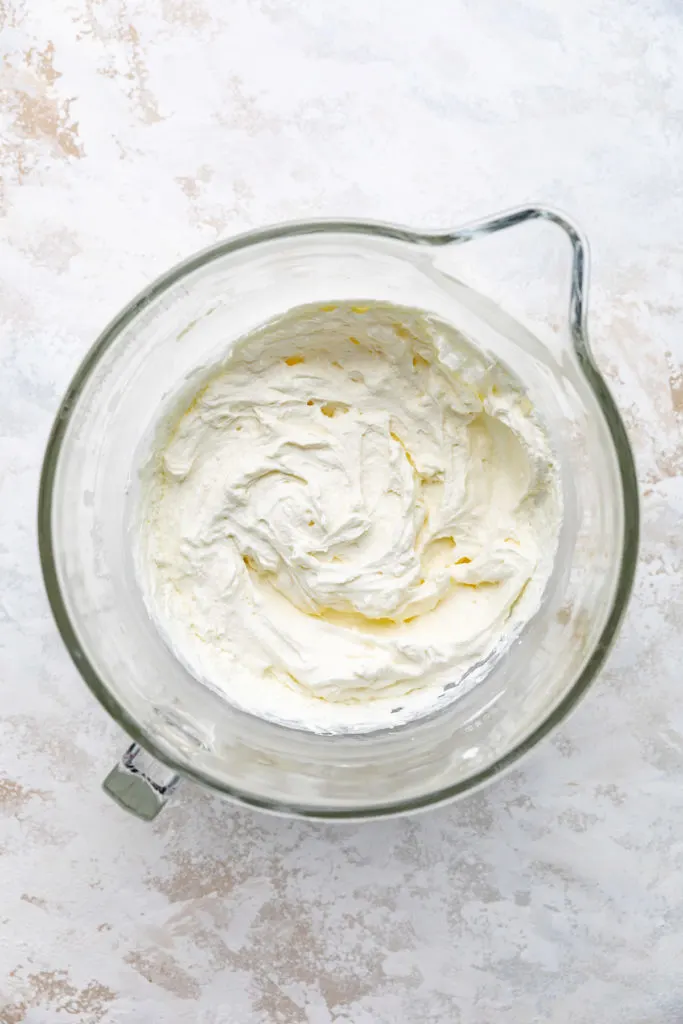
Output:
[
  {"xmin": 102, "ymin": 743, "xmax": 179, "ymax": 820},
  {"xmin": 442, "ymin": 204, "xmax": 590, "ymax": 353}
]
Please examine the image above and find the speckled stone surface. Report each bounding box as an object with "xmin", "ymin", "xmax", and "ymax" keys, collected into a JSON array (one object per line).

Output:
[{"xmin": 1, "ymin": 1, "xmax": 682, "ymax": 1021}]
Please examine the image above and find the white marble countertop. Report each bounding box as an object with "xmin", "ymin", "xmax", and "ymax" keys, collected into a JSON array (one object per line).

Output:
[{"xmin": 2, "ymin": 1, "xmax": 682, "ymax": 1020}]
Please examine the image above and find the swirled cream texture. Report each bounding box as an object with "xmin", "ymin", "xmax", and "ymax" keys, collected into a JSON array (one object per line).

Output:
[{"xmin": 139, "ymin": 302, "xmax": 561, "ymax": 731}]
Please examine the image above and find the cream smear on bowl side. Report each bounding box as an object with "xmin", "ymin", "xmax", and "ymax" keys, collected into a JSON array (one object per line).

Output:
[{"xmin": 135, "ymin": 301, "xmax": 562, "ymax": 733}]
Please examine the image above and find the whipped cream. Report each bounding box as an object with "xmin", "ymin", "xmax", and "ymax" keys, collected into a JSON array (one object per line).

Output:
[{"xmin": 137, "ymin": 301, "xmax": 561, "ymax": 732}]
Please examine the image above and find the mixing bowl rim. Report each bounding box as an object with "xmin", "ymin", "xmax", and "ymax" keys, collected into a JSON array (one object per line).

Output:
[{"xmin": 37, "ymin": 205, "xmax": 639, "ymax": 818}]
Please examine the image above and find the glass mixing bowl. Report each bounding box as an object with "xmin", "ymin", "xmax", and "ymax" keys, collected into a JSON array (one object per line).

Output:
[{"xmin": 38, "ymin": 206, "xmax": 638, "ymax": 820}]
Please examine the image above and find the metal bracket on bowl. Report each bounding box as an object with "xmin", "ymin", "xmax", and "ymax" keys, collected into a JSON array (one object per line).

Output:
[{"xmin": 102, "ymin": 743, "xmax": 180, "ymax": 821}]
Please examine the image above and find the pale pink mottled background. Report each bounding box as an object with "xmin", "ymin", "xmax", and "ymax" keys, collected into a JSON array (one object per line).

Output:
[{"xmin": 1, "ymin": 0, "xmax": 682, "ymax": 1021}]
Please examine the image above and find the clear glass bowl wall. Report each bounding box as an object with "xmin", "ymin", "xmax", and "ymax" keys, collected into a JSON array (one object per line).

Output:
[{"xmin": 39, "ymin": 217, "xmax": 638, "ymax": 817}]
